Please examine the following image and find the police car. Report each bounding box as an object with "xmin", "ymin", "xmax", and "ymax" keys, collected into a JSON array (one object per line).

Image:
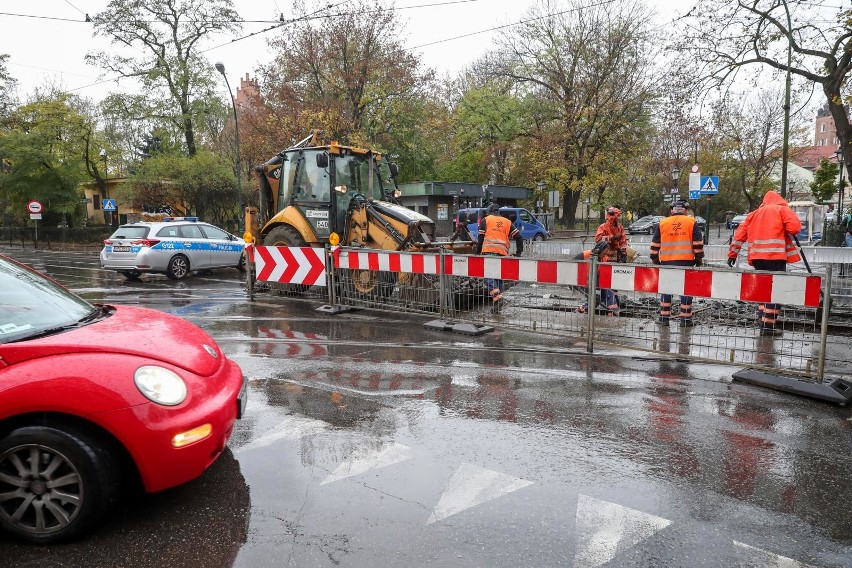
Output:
[{"xmin": 100, "ymin": 217, "xmax": 246, "ymax": 280}]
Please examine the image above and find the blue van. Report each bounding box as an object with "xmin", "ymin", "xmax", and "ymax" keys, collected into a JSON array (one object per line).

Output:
[{"xmin": 456, "ymin": 207, "xmax": 549, "ymax": 241}]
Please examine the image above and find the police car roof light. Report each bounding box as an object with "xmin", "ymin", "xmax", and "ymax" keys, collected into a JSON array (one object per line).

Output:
[{"xmin": 162, "ymin": 217, "xmax": 199, "ymax": 222}]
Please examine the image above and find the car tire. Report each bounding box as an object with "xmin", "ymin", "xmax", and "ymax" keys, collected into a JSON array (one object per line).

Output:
[
  {"xmin": 0, "ymin": 426, "xmax": 118, "ymax": 544},
  {"xmin": 166, "ymin": 255, "xmax": 190, "ymax": 280},
  {"xmin": 534, "ymin": 233, "xmax": 545, "ymax": 242},
  {"xmin": 236, "ymin": 251, "xmax": 247, "ymax": 273}
]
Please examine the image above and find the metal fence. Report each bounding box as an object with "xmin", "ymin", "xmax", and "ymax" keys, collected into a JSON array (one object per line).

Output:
[
  {"xmin": 0, "ymin": 226, "xmax": 112, "ymax": 251},
  {"xmin": 248, "ymin": 245, "xmax": 841, "ymax": 383}
]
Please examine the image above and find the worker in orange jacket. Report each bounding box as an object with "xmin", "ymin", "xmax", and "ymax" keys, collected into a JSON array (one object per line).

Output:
[
  {"xmin": 650, "ymin": 200, "xmax": 704, "ymax": 327},
  {"xmin": 477, "ymin": 203, "xmax": 523, "ymax": 312},
  {"xmin": 728, "ymin": 190, "xmax": 802, "ymax": 336},
  {"xmin": 592, "ymin": 207, "xmax": 628, "ymax": 315}
]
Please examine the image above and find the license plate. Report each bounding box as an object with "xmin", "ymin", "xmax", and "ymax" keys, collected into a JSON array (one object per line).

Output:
[
  {"xmin": 236, "ymin": 378, "xmax": 248, "ymax": 419},
  {"xmin": 112, "ymin": 246, "xmax": 131, "ymax": 252}
]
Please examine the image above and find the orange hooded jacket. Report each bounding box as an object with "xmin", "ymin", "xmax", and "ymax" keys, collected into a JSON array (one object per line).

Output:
[
  {"xmin": 593, "ymin": 219, "xmax": 627, "ymax": 262},
  {"xmin": 728, "ymin": 191, "xmax": 802, "ymax": 265}
]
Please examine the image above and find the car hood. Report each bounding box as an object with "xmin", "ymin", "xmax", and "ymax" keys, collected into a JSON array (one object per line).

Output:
[{"xmin": 0, "ymin": 305, "xmax": 223, "ymax": 376}]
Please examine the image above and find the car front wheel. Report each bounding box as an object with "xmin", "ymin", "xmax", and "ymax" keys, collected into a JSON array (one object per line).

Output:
[
  {"xmin": 0, "ymin": 426, "xmax": 118, "ymax": 543},
  {"xmin": 166, "ymin": 255, "xmax": 190, "ymax": 280}
]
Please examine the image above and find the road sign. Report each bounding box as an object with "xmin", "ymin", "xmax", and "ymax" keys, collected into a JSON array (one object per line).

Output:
[
  {"xmin": 691, "ymin": 164, "xmax": 699, "ymax": 173},
  {"xmin": 29, "ymin": 213, "xmax": 42, "ymax": 220},
  {"xmin": 669, "ymin": 187, "xmax": 678, "ymax": 194},
  {"xmin": 689, "ymin": 190, "xmax": 700, "ymax": 200},
  {"xmin": 102, "ymin": 198, "xmax": 117, "ymax": 211},
  {"xmin": 689, "ymin": 172, "xmax": 700, "ymax": 192},
  {"xmin": 699, "ymin": 176, "xmax": 719, "ymax": 194},
  {"xmin": 26, "ymin": 200, "xmax": 43, "ymax": 214}
]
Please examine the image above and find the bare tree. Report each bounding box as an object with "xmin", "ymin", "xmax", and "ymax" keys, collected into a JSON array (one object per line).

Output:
[
  {"xmin": 491, "ymin": 0, "xmax": 659, "ymax": 226},
  {"xmin": 674, "ymin": 0, "xmax": 852, "ymax": 179},
  {"xmin": 86, "ymin": 0, "xmax": 241, "ymax": 157}
]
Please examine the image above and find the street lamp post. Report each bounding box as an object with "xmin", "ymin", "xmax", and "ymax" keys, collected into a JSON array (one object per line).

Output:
[
  {"xmin": 99, "ymin": 148, "xmax": 111, "ymax": 227},
  {"xmin": 215, "ymin": 62, "xmax": 243, "ymax": 232},
  {"xmin": 835, "ymin": 148, "xmax": 845, "ymax": 220},
  {"xmin": 671, "ymin": 167, "xmax": 681, "ymax": 204}
]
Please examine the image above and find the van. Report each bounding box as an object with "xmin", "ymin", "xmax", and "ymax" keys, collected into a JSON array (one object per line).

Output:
[{"xmin": 456, "ymin": 207, "xmax": 549, "ymax": 241}]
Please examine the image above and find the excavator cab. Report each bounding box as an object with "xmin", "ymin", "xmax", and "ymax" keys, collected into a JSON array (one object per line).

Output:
[{"xmin": 252, "ymin": 131, "xmax": 432, "ymax": 250}]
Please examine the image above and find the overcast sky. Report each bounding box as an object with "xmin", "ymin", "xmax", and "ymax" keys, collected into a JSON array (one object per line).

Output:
[{"xmin": 1, "ymin": 0, "xmax": 689, "ymax": 102}]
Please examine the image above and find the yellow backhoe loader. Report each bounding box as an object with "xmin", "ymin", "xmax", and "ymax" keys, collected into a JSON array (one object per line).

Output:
[{"xmin": 246, "ymin": 131, "xmax": 479, "ymax": 302}]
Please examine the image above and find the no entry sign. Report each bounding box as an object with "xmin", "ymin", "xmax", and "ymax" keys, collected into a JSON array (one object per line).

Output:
[{"xmin": 26, "ymin": 200, "xmax": 43, "ymax": 214}]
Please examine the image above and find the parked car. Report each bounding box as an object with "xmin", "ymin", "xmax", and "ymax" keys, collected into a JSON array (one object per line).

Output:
[
  {"xmin": 0, "ymin": 254, "xmax": 247, "ymax": 543},
  {"xmin": 100, "ymin": 217, "xmax": 246, "ymax": 280},
  {"xmin": 457, "ymin": 207, "xmax": 549, "ymax": 241},
  {"xmin": 694, "ymin": 215, "xmax": 707, "ymax": 234},
  {"xmin": 728, "ymin": 214, "xmax": 748, "ymax": 232},
  {"xmin": 627, "ymin": 215, "xmax": 664, "ymax": 234}
]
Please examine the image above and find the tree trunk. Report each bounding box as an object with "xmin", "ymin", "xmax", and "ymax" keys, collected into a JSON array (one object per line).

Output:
[{"xmin": 824, "ymin": 81, "xmax": 851, "ymax": 181}]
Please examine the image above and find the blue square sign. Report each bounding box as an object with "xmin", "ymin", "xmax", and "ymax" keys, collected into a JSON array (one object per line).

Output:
[
  {"xmin": 102, "ymin": 199, "xmax": 117, "ymax": 211},
  {"xmin": 699, "ymin": 176, "xmax": 719, "ymax": 194}
]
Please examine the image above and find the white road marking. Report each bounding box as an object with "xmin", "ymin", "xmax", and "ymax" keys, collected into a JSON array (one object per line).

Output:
[
  {"xmin": 426, "ymin": 462, "xmax": 533, "ymax": 525},
  {"xmin": 321, "ymin": 443, "xmax": 413, "ymax": 485},
  {"xmin": 733, "ymin": 541, "xmax": 816, "ymax": 568},
  {"xmin": 573, "ymin": 494, "xmax": 671, "ymax": 568},
  {"xmin": 235, "ymin": 415, "xmax": 328, "ymax": 454}
]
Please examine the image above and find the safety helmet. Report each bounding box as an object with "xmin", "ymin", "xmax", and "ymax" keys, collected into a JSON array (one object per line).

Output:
[
  {"xmin": 486, "ymin": 203, "xmax": 501, "ymax": 215},
  {"xmin": 670, "ymin": 200, "xmax": 690, "ymax": 214},
  {"xmin": 606, "ymin": 207, "xmax": 621, "ymax": 219}
]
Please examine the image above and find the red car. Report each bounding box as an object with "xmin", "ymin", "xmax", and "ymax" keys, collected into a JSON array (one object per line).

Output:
[{"xmin": 0, "ymin": 254, "xmax": 246, "ymax": 543}]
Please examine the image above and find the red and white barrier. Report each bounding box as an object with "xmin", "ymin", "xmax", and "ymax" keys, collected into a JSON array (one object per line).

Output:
[
  {"xmin": 596, "ymin": 265, "xmax": 822, "ymax": 308},
  {"xmin": 251, "ymin": 245, "xmax": 326, "ymax": 286},
  {"xmin": 252, "ymin": 245, "xmax": 822, "ymax": 308},
  {"xmin": 333, "ymin": 248, "xmax": 442, "ymax": 275}
]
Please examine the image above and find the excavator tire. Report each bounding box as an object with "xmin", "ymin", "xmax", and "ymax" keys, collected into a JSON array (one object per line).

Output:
[
  {"xmin": 264, "ymin": 225, "xmax": 310, "ymax": 294},
  {"xmin": 344, "ymin": 268, "xmax": 395, "ymax": 301}
]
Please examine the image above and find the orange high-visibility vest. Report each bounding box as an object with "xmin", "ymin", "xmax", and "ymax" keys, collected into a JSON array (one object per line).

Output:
[
  {"xmin": 480, "ymin": 215, "xmax": 514, "ymax": 256},
  {"xmin": 658, "ymin": 216, "xmax": 699, "ymax": 262}
]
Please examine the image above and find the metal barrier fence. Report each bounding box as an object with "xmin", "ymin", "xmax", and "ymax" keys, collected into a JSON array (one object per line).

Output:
[
  {"xmin": 247, "ymin": 245, "xmax": 839, "ymax": 382},
  {"xmin": 529, "ymin": 241, "xmax": 852, "ymax": 307}
]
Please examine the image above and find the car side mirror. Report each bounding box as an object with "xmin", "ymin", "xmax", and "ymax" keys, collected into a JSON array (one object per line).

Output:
[{"xmin": 316, "ymin": 153, "xmax": 329, "ymax": 168}]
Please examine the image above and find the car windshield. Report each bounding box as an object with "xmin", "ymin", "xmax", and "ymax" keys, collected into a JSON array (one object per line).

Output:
[
  {"xmin": 0, "ymin": 256, "xmax": 97, "ymax": 344},
  {"xmin": 108, "ymin": 225, "xmax": 149, "ymax": 239}
]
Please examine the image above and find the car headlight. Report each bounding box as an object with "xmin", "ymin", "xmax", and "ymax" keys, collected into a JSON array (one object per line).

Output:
[{"xmin": 134, "ymin": 366, "xmax": 187, "ymax": 406}]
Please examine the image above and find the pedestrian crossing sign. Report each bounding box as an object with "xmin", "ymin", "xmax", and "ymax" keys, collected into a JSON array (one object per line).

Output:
[
  {"xmin": 102, "ymin": 198, "xmax": 117, "ymax": 211},
  {"xmin": 699, "ymin": 176, "xmax": 719, "ymax": 194}
]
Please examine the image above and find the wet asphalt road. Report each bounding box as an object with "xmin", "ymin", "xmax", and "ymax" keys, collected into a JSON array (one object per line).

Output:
[{"xmin": 1, "ymin": 247, "xmax": 851, "ymax": 568}]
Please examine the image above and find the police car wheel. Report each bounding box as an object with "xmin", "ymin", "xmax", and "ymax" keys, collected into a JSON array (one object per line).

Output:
[
  {"xmin": 166, "ymin": 255, "xmax": 190, "ymax": 280},
  {"xmin": 237, "ymin": 252, "xmax": 247, "ymax": 273}
]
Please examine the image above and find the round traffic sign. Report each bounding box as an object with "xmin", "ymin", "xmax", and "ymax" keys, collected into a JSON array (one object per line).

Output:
[
  {"xmin": 691, "ymin": 164, "xmax": 699, "ymax": 173},
  {"xmin": 27, "ymin": 200, "xmax": 43, "ymax": 214}
]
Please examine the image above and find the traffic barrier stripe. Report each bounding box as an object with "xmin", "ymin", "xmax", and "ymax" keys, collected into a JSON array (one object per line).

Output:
[
  {"xmin": 597, "ymin": 265, "xmax": 820, "ymax": 308},
  {"xmin": 334, "ymin": 248, "xmax": 441, "ymax": 275},
  {"xmin": 253, "ymin": 245, "xmax": 326, "ymax": 286},
  {"xmin": 254, "ymin": 246, "xmax": 821, "ymax": 307}
]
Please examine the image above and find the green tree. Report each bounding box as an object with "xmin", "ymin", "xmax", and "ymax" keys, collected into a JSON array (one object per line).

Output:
[
  {"xmin": 0, "ymin": 54, "xmax": 16, "ymax": 118},
  {"xmin": 492, "ymin": 0, "xmax": 658, "ymax": 227},
  {"xmin": 128, "ymin": 150, "xmax": 236, "ymax": 225},
  {"xmin": 810, "ymin": 157, "xmax": 840, "ymax": 204},
  {"xmin": 87, "ymin": 0, "xmax": 241, "ymax": 157},
  {"xmin": 0, "ymin": 95, "xmax": 92, "ymax": 227}
]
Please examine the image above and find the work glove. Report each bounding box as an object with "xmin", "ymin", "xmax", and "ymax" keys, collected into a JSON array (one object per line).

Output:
[
  {"xmin": 694, "ymin": 258, "xmax": 703, "ymax": 267},
  {"xmin": 727, "ymin": 257, "xmax": 736, "ymax": 268},
  {"xmin": 617, "ymin": 250, "xmax": 627, "ymax": 263}
]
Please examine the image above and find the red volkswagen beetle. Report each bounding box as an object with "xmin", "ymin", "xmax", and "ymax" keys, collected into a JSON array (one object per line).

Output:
[{"xmin": 0, "ymin": 254, "xmax": 246, "ymax": 543}]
